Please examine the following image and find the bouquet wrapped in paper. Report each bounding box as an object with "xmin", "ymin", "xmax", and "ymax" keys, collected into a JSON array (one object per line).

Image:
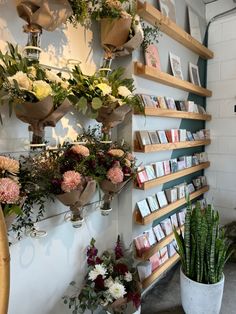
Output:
[
  {"xmin": 63, "ymin": 236, "xmax": 141, "ymax": 313},
  {"xmin": 0, "ymin": 44, "xmax": 72, "ymax": 144},
  {"xmin": 70, "ymin": 66, "xmax": 143, "ymax": 140}
]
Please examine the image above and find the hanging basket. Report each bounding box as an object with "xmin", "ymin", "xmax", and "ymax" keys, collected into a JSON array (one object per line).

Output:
[{"xmin": 0, "ymin": 206, "xmax": 10, "ymax": 314}]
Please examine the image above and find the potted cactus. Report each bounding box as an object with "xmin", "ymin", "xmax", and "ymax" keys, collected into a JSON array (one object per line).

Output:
[{"xmin": 174, "ymin": 201, "xmax": 232, "ymax": 314}]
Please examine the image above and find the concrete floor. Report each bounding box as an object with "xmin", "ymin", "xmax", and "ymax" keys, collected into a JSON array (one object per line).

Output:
[{"xmin": 141, "ymin": 262, "xmax": 236, "ymax": 314}]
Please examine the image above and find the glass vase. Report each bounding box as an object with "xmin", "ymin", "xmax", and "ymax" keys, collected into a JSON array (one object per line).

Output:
[
  {"xmin": 24, "ymin": 25, "xmax": 42, "ymax": 61},
  {"xmin": 100, "ymin": 194, "xmax": 113, "ymax": 216},
  {"xmin": 100, "ymin": 55, "xmax": 113, "ymax": 77},
  {"xmin": 64, "ymin": 209, "xmax": 84, "ymax": 228}
]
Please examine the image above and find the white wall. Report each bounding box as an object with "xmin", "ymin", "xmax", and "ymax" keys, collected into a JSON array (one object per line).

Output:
[
  {"xmin": 206, "ymin": 4, "xmax": 236, "ymax": 224},
  {"xmin": 0, "ymin": 2, "xmax": 118, "ymax": 314}
]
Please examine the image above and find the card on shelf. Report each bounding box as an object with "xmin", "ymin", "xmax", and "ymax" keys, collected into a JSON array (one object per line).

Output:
[
  {"xmin": 163, "ymin": 160, "xmax": 171, "ymax": 175},
  {"xmin": 192, "ymin": 178, "xmax": 202, "ymax": 190},
  {"xmin": 203, "ymin": 129, "xmax": 210, "ymax": 139},
  {"xmin": 148, "ymin": 131, "xmax": 160, "ymax": 144},
  {"xmin": 177, "ymin": 160, "xmax": 186, "ymax": 171},
  {"xmin": 149, "ymin": 252, "xmax": 162, "ymax": 271},
  {"xmin": 197, "ymin": 130, "xmax": 205, "ymax": 140},
  {"xmin": 159, "ymin": 246, "xmax": 169, "ymax": 264},
  {"xmin": 165, "ymin": 130, "xmax": 172, "ymax": 143},
  {"xmin": 136, "ymin": 130, "xmax": 152, "ymax": 147},
  {"xmin": 145, "ymin": 44, "xmax": 161, "ymax": 70},
  {"xmin": 137, "ymin": 261, "xmax": 152, "ymax": 281},
  {"xmin": 141, "ymin": 94, "xmax": 156, "ymax": 108},
  {"xmin": 144, "ymin": 229, "xmax": 157, "ymax": 246},
  {"xmin": 147, "ymin": 195, "xmax": 159, "ymax": 212},
  {"xmin": 170, "ymin": 213, "xmax": 179, "ymax": 228},
  {"xmin": 198, "ymin": 105, "xmax": 206, "ymax": 114},
  {"xmin": 168, "ymin": 240, "xmax": 177, "ymax": 257},
  {"xmin": 134, "ymin": 233, "xmax": 150, "ymax": 256},
  {"xmin": 165, "ymin": 97, "xmax": 177, "ymax": 110},
  {"xmin": 200, "ymin": 175, "xmax": 207, "ymax": 186},
  {"xmin": 157, "ymin": 130, "xmax": 168, "ymax": 144},
  {"xmin": 187, "ymin": 183, "xmax": 195, "ymax": 194},
  {"xmin": 136, "ymin": 167, "xmax": 148, "ymax": 186},
  {"xmin": 187, "ymin": 131, "xmax": 194, "ymax": 141},
  {"xmin": 137, "ymin": 199, "xmax": 151, "ymax": 217},
  {"xmin": 192, "ymin": 156, "xmax": 199, "ymax": 166},
  {"xmin": 153, "ymin": 161, "xmax": 165, "ymax": 177},
  {"xmin": 156, "ymin": 191, "xmax": 168, "ymax": 208},
  {"xmin": 145, "ymin": 165, "xmax": 156, "ymax": 181},
  {"xmin": 157, "ymin": 96, "xmax": 167, "ymax": 109},
  {"xmin": 169, "ymin": 52, "xmax": 184, "ymax": 80},
  {"xmin": 153, "ymin": 224, "xmax": 165, "ymax": 241},
  {"xmin": 176, "ymin": 183, "xmax": 186, "ymax": 199},
  {"xmin": 160, "ymin": 218, "xmax": 173, "ymax": 236},
  {"xmin": 179, "ymin": 129, "xmax": 187, "ymax": 142},
  {"xmin": 177, "ymin": 210, "xmax": 186, "ymax": 226},
  {"xmin": 170, "ymin": 158, "xmax": 178, "ymax": 173},
  {"xmin": 180, "ymin": 101, "xmax": 187, "ymax": 111},
  {"xmin": 165, "ymin": 187, "xmax": 178, "ymax": 203},
  {"xmin": 192, "ymin": 133, "xmax": 200, "ymax": 141}
]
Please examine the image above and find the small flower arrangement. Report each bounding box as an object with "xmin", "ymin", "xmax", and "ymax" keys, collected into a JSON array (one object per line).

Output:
[
  {"xmin": 0, "ymin": 156, "xmax": 25, "ymax": 230},
  {"xmin": 63, "ymin": 236, "xmax": 141, "ymax": 313},
  {"xmin": 70, "ymin": 66, "xmax": 142, "ymax": 138},
  {"xmin": 0, "ymin": 43, "xmax": 72, "ymax": 144}
]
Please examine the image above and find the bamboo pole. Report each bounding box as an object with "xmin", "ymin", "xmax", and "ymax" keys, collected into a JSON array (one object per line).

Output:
[{"xmin": 0, "ymin": 206, "xmax": 10, "ymax": 314}]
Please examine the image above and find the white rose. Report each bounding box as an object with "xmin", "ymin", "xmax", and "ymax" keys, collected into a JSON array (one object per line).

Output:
[
  {"xmin": 108, "ymin": 282, "xmax": 126, "ymax": 300},
  {"xmin": 124, "ymin": 272, "xmax": 132, "ymax": 282},
  {"xmin": 45, "ymin": 70, "xmax": 62, "ymax": 83},
  {"xmin": 96, "ymin": 83, "xmax": 112, "ymax": 96},
  {"xmin": 33, "ymin": 80, "xmax": 52, "ymax": 101},
  {"xmin": 118, "ymin": 86, "xmax": 132, "ymax": 98},
  {"xmin": 88, "ymin": 264, "xmax": 107, "ymax": 281},
  {"xmin": 8, "ymin": 71, "xmax": 32, "ymax": 91}
]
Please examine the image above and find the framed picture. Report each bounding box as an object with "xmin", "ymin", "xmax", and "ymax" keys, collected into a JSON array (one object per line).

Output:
[
  {"xmin": 188, "ymin": 6, "xmax": 202, "ymax": 43},
  {"xmin": 145, "ymin": 44, "xmax": 161, "ymax": 70},
  {"xmin": 158, "ymin": 0, "xmax": 176, "ymax": 23},
  {"xmin": 169, "ymin": 52, "xmax": 184, "ymax": 80},
  {"xmin": 189, "ymin": 63, "xmax": 201, "ymax": 86}
]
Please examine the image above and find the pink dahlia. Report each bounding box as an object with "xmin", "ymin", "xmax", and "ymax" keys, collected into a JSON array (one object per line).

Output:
[
  {"xmin": 107, "ymin": 167, "xmax": 124, "ymax": 184},
  {"xmin": 71, "ymin": 145, "xmax": 90, "ymax": 157},
  {"xmin": 61, "ymin": 170, "xmax": 82, "ymax": 193},
  {"xmin": 0, "ymin": 178, "xmax": 20, "ymax": 204}
]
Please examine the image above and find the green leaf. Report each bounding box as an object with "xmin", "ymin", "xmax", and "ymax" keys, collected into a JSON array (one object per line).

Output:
[
  {"xmin": 91, "ymin": 97, "xmax": 102, "ymax": 110},
  {"xmin": 76, "ymin": 96, "xmax": 87, "ymax": 112}
]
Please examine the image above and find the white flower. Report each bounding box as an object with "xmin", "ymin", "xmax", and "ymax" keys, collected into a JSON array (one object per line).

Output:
[
  {"xmin": 108, "ymin": 95, "xmax": 117, "ymax": 102},
  {"xmin": 88, "ymin": 264, "xmax": 107, "ymax": 281},
  {"xmin": 28, "ymin": 66, "xmax": 37, "ymax": 78},
  {"xmin": 8, "ymin": 71, "xmax": 32, "ymax": 91},
  {"xmin": 124, "ymin": 272, "xmax": 132, "ymax": 282},
  {"xmin": 45, "ymin": 70, "xmax": 61, "ymax": 83},
  {"xmin": 33, "ymin": 80, "xmax": 52, "ymax": 100},
  {"xmin": 104, "ymin": 277, "xmax": 114, "ymax": 288},
  {"xmin": 118, "ymin": 86, "xmax": 132, "ymax": 98},
  {"xmin": 96, "ymin": 83, "xmax": 112, "ymax": 96},
  {"xmin": 109, "ymin": 282, "xmax": 126, "ymax": 300}
]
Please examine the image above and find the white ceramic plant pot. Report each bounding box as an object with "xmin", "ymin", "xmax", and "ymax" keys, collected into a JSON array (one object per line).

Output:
[{"xmin": 180, "ymin": 269, "xmax": 225, "ymax": 314}]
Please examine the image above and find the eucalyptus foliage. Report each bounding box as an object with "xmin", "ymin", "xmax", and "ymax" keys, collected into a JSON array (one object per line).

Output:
[{"xmin": 174, "ymin": 201, "xmax": 232, "ymax": 284}]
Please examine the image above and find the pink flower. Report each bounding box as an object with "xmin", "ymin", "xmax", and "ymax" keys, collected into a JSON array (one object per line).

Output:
[
  {"xmin": 61, "ymin": 171, "xmax": 82, "ymax": 193},
  {"xmin": 71, "ymin": 145, "xmax": 90, "ymax": 157},
  {"xmin": 107, "ymin": 167, "xmax": 124, "ymax": 184},
  {"xmin": 0, "ymin": 178, "xmax": 20, "ymax": 204}
]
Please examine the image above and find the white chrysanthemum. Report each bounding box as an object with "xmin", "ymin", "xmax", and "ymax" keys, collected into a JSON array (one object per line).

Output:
[
  {"xmin": 124, "ymin": 272, "xmax": 132, "ymax": 282},
  {"xmin": 88, "ymin": 264, "xmax": 107, "ymax": 281},
  {"xmin": 118, "ymin": 86, "xmax": 132, "ymax": 98},
  {"xmin": 8, "ymin": 71, "xmax": 32, "ymax": 91},
  {"xmin": 96, "ymin": 83, "xmax": 112, "ymax": 96},
  {"xmin": 108, "ymin": 282, "xmax": 126, "ymax": 300},
  {"xmin": 104, "ymin": 277, "xmax": 114, "ymax": 288},
  {"xmin": 45, "ymin": 70, "xmax": 62, "ymax": 83},
  {"xmin": 33, "ymin": 80, "xmax": 52, "ymax": 100}
]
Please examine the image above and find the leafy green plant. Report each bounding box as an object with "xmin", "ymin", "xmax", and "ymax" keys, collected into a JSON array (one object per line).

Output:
[
  {"xmin": 174, "ymin": 200, "xmax": 233, "ymax": 284},
  {"xmin": 141, "ymin": 22, "xmax": 161, "ymax": 52}
]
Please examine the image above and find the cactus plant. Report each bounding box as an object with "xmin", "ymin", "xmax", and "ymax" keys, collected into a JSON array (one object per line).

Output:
[{"xmin": 174, "ymin": 201, "xmax": 233, "ymax": 284}]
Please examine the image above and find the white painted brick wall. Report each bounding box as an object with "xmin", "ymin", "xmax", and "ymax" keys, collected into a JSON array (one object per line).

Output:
[{"xmin": 206, "ymin": 14, "xmax": 236, "ymax": 224}]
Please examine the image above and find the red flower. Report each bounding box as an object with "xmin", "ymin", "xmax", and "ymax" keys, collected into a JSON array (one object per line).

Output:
[
  {"xmin": 114, "ymin": 263, "xmax": 128, "ymax": 275},
  {"xmin": 115, "ymin": 235, "xmax": 124, "ymax": 259},
  {"xmin": 94, "ymin": 275, "xmax": 105, "ymax": 290}
]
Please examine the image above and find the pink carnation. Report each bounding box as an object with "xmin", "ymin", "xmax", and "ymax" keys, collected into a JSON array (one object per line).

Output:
[
  {"xmin": 71, "ymin": 145, "xmax": 90, "ymax": 157},
  {"xmin": 61, "ymin": 171, "xmax": 82, "ymax": 193},
  {"xmin": 107, "ymin": 167, "xmax": 124, "ymax": 184},
  {"xmin": 0, "ymin": 178, "xmax": 20, "ymax": 204}
]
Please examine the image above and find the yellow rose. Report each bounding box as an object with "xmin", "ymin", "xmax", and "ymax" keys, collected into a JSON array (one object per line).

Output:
[
  {"xmin": 33, "ymin": 80, "xmax": 52, "ymax": 101},
  {"xmin": 96, "ymin": 83, "xmax": 112, "ymax": 96}
]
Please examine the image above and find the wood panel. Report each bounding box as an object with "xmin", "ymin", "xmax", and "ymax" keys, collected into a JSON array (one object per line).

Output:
[
  {"xmin": 137, "ymin": 1, "xmax": 213, "ymax": 60},
  {"xmin": 134, "ymin": 62, "xmax": 212, "ymax": 97},
  {"xmin": 134, "ymin": 185, "xmax": 209, "ymax": 225}
]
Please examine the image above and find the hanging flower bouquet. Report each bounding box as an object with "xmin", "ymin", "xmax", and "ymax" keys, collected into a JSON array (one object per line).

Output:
[
  {"xmin": 63, "ymin": 236, "xmax": 141, "ymax": 313},
  {"xmin": 68, "ymin": 0, "xmax": 143, "ymax": 59},
  {"xmin": 0, "ymin": 156, "xmax": 25, "ymax": 229},
  {"xmin": 70, "ymin": 66, "xmax": 143, "ymax": 140},
  {"xmin": 0, "ymin": 43, "xmax": 72, "ymax": 144},
  {"xmin": 29, "ymin": 144, "xmax": 97, "ymax": 228}
]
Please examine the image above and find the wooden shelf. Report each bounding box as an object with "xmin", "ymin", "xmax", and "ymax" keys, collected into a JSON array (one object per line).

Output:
[
  {"xmin": 134, "ymin": 62, "xmax": 212, "ymax": 97},
  {"xmin": 136, "ymin": 162, "xmax": 210, "ymax": 190},
  {"xmin": 142, "ymin": 253, "xmax": 180, "ymax": 289},
  {"xmin": 137, "ymin": 227, "xmax": 184, "ymax": 261},
  {"xmin": 136, "ymin": 108, "xmax": 211, "ymax": 121},
  {"xmin": 134, "ymin": 139, "xmax": 211, "ymax": 153},
  {"xmin": 137, "ymin": 1, "xmax": 213, "ymax": 60},
  {"xmin": 134, "ymin": 185, "xmax": 209, "ymax": 225}
]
